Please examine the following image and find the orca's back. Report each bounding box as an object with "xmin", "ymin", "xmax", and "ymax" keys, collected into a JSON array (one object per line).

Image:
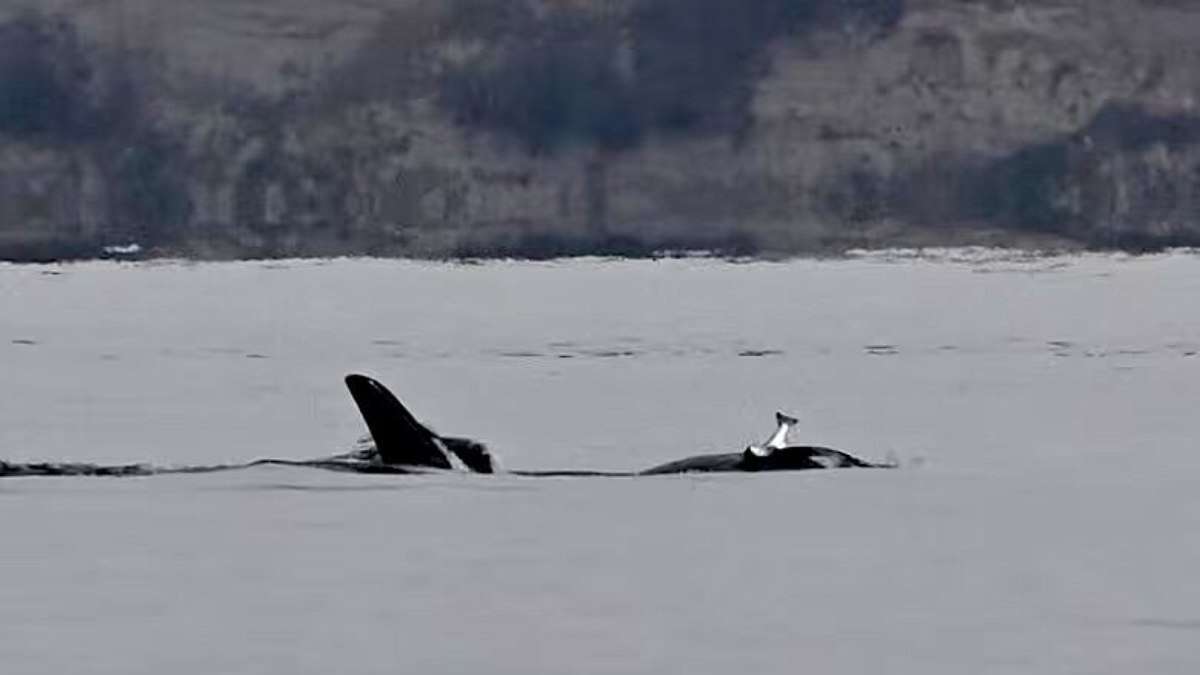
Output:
[{"xmin": 640, "ymin": 452, "xmax": 746, "ymax": 475}]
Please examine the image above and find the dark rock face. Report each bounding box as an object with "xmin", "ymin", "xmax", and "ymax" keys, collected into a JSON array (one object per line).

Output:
[
  {"xmin": 2, "ymin": 0, "xmax": 1200, "ymax": 260},
  {"xmin": 948, "ymin": 103, "xmax": 1200, "ymax": 249}
]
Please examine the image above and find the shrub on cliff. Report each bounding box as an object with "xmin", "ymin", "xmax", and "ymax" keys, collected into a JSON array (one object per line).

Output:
[
  {"xmin": 0, "ymin": 10, "xmax": 191, "ymax": 250},
  {"xmin": 0, "ymin": 11, "xmax": 95, "ymax": 139},
  {"xmin": 439, "ymin": 12, "xmax": 640, "ymax": 153},
  {"xmin": 436, "ymin": 0, "xmax": 905, "ymax": 153},
  {"xmin": 108, "ymin": 133, "xmax": 193, "ymax": 244},
  {"xmin": 959, "ymin": 103, "xmax": 1200, "ymax": 246},
  {"xmin": 631, "ymin": 0, "xmax": 904, "ymax": 136}
]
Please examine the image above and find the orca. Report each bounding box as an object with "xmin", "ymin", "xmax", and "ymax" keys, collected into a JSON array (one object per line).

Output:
[{"xmin": 343, "ymin": 374, "xmax": 891, "ymax": 476}]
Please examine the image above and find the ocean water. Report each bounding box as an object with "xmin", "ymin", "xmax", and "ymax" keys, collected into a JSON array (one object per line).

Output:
[{"xmin": 2, "ymin": 252, "xmax": 1199, "ymax": 674}]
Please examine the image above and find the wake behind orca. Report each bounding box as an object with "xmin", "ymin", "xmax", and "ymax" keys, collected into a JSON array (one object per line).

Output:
[{"xmin": 0, "ymin": 374, "xmax": 891, "ymax": 478}]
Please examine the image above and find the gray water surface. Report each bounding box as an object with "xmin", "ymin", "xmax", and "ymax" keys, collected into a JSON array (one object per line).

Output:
[{"xmin": 2, "ymin": 252, "xmax": 1199, "ymax": 674}]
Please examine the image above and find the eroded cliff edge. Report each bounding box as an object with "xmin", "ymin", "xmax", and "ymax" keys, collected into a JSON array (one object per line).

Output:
[{"xmin": 2, "ymin": 0, "xmax": 1200, "ymax": 260}]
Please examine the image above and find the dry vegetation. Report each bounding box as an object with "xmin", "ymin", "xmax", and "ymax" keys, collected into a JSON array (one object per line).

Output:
[{"xmin": 3, "ymin": 0, "xmax": 1200, "ymax": 260}]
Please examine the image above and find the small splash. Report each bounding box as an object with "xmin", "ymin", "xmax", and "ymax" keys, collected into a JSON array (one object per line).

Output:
[
  {"xmin": 102, "ymin": 243, "xmax": 142, "ymax": 256},
  {"xmin": 10, "ymin": 339, "xmax": 37, "ymax": 346},
  {"xmin": 245, "ymin": 353, "xmax": 269, "ymax": 360}
]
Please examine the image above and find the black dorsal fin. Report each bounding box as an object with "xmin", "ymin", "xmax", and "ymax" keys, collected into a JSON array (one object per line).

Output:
[{"xmin": 344, "ymin": 374, "xmax": 453, "ymax": 469}]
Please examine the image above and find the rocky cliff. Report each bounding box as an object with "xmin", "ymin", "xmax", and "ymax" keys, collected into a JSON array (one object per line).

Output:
[{"xmin": 2, "ymin": 0, "xmax": 1200, "ymax": 260}]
